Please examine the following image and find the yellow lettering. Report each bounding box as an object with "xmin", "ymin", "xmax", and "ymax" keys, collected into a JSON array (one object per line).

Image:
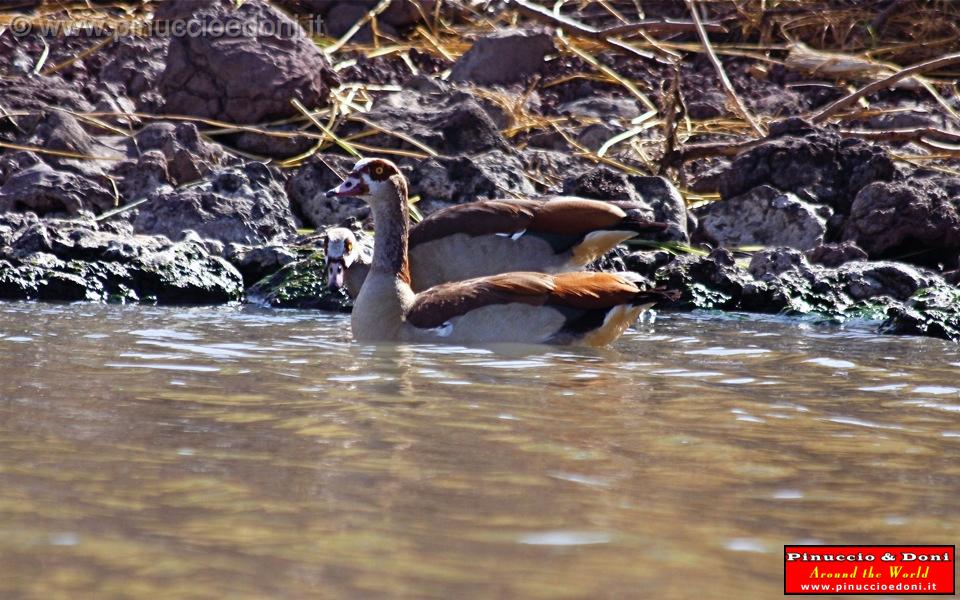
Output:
[{"xmin": 890, "ymin": 566, "xmax": 903, "ymax": 577}]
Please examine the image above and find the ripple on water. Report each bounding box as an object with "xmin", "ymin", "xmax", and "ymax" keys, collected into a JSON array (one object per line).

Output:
[
  {"xmin": 685, "ymin": 347, "xmax": 771, "ymax": 357},
  {"xmin": 901, "ymin": 399, "xmax": 960, "ymax": 413},
  {"xmin": 129, "ymin": 328, "xmax": 200, "ymax": 341},
  {"xmin": 547, "ymin": 472, "xmax": 612, "ymax": 488},
  {"xmin": 804, "ymin": 357, "xmax": 856, "ymax": 369},
  {"xmin": 103, "ymin": 363, "xmax": 220, "ymax": 372},
  {"xmin": 911, "ymin": 386, "xmax": 959, "ymax": 395},
  {"xmin": 136, "ymin": 340, "xmax": 254, "ymax": 359},
  {"xmin": 48, "ymin": 533, "xmax": 79, "ymax": 546},
  {"xmin": 327, "ymin": 374, "xmax": 381, "ymax": 382},
  {"xmin": 773, "ymin": 489, "xmax": 804, "ymax": 500},
  {"xmin": 517, "ymin": 531, "xmax": 612, "ymax": 546},
  {"xmin": 826, "ymin": 416, "xmax": 904, "ymax": 431},
  {"xmin": 724, "ymin": 538, "xmax": 768, "ymax": 553},
  {"xmin": 651, "ymin": 369, "xmax": 723, "ymax": 378},
  {"xmin": 859, "ymin": 383, "xmax": 908, "ymax": 392}
]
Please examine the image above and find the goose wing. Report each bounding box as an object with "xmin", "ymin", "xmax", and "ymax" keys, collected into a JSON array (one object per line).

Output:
[
  {"xmin": 410, "ymin": 198, "xmax": 666, "ymax": 254},
  {"xmin": 406, "ymin": 272, "xmax": 653, "ymax": 329}
]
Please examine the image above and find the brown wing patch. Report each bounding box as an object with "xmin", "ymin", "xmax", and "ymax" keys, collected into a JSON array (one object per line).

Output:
[
  {"xmin": 406, "ymin": 272, "xmax": 556, "ymax": 328},
  {"xmin": 528, "ymin": 199, "xmax": 627, "ymax": 235},
  {"xmin": 409, "ymin": 200, "xmax": 541, "ymax": 247},
  {"xmin": 406, "ymin": 271, "xmax": 644, "ymax": 329},
  {"xmin": 548, "ymin": 272, "xmax": 640, "ymax": 308}
]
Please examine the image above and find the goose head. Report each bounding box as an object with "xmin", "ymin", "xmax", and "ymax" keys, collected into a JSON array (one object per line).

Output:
[
  {"xmin": 324, "ymin": 227, "xmax": 359, "ymax": 291},
  {"xmin": 324, "ymin": 158, "xmax": 405, "ymax": 208}
]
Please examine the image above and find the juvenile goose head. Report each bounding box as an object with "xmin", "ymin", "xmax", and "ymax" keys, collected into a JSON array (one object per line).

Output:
[
  {"xmin": 324, "ymin": 228, "xmax": 358, "ymax": 291},
  {"xmin": 324, "ymin": 227, "xmax": 371, "ymax": 299}
]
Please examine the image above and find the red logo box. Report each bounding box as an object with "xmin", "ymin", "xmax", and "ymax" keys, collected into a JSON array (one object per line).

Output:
[{"xmin": 785, "ymin": 545, "xmax": 955, "ymax": 595}]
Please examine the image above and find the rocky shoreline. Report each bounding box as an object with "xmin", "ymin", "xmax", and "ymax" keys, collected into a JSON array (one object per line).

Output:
[{"xmin": 2, "ymin": 0, "xmax": 960, "ymax": 340}]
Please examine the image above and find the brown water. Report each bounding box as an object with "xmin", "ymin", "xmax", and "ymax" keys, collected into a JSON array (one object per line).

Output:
[{"xmin": 0, "ymin": 302, "xmax": 957, "ymax": 599}]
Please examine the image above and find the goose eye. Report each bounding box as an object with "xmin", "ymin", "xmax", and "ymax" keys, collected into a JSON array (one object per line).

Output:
[
  {"xmin": 374, "ymin": 166, "xmax": 384, "ymax": 176},
  {"xmin": 345, "ymin": 240, "xmax": 353, "ymax": 252}
]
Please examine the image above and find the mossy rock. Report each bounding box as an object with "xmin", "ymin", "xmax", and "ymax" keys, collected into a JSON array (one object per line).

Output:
[
  {"xmin": 0, "ymin": 241, "xmax": 243, "ymax": 305},
  {"xmin": 881, "ymin": 286, "xmax": 960, "ymax": 341}
]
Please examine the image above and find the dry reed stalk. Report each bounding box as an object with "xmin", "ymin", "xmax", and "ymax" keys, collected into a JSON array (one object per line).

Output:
[
  {"xmin": 346, "ymin": 114, "xmax": 439, "ymax": 157},
  {"xmin": 292, "ymin": 98, "xmax": 362, "ymax": 158},
  {"xmin": 658, "ymin": 63, "xmax": 683, "ymax": 175},
  {"xmin": 0, "ymin": 140, "xmax": 121, "ymax": 161},
  {"xmin": 837, "ymin": 127, "xmax": 960, "ymax": 145},
  {"xmin": 556, "ymin": 33, "xmax": 657, "ymax": 112},
  {"xmin": 549, "ymin": 122, "xmax": 646, "ymax": 175},
  {"xmin": 324, "ymin": 0, "xmax": 392, "ymax": 55},
  {"xmin": 597, "ymin": 110, "xmax": 658, "ymax": 157},
  {"xmin": 812, "ymin": 52, "xmax": 960, "ymax": 122},
  {"xmin": 685, "ymin": 0, "xmax": 764, "ymax": 138},
  {"xmin": 784, "ymin": 43, "xmax": 921, "ymax": 90}
]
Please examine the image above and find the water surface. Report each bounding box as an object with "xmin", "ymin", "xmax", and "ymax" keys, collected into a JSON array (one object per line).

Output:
[{"xmin": 0, "ymin": 303, "xmax": 957, "ymax": 599}]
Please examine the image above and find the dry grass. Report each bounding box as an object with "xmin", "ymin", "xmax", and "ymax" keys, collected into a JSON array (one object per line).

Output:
[{"xmin": 3, "ymin": 0, "xmax": 960, "ymax": 203}]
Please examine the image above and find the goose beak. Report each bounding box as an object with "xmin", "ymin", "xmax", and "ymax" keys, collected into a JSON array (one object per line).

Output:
[{"xmin": 325, "ymin": 175, "xmax": 365, "ymax": 198}]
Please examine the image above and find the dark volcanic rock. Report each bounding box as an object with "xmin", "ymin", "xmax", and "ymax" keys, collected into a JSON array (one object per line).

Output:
[
  {"xmin": 562, "ymin": 166, "xmax": 632, "ymax": 200},
  {"xmin": 154, "ymin": 0, "xmax": 227, "ymax": 20},
  {"xmin": 653, "ymin": 246, "xmax": 923, "ymax": 320},
  {"xmin": 0, "ymin": 154, "xmax": 116, "ymax": 216},
  {"xmin": 110, "ymin": 151, "xmax": 173, "ymax": 203},
  {"xmin": 223, "ymin": 129, "xmax": 316, "ymax": 159},
  {"xmin": 837, "ymin": 261, "xmax": 937, "ymax": 302},
  {"xmin": 806, "ymin": 241, "xmax": 869, "ymax": 267},
  {"xmin": 450, "ymin": 29, "xmax": 553, "ymax": 85},
  {"xmin": 718, "ymin": 123, "xmax": 895, "ymax": 214},
  {"xmin": 0, "ymin": 76, "xmax": 95, "ymax": 137},
  {"xmin": 23, "ymin": 111, "xmax": 98, "ymax": 164},
  {"xmin": 358, "ymin": 89, "xmax": 508, "ymax": 155},
  {"xmin": 693, "ymin": 185, "xmax": 828, "ymax": 251},
  {"xmin": 100, "ymin": 36, "xmax": 169, "ymax": 112},
  {"xmin": 561, "ymin": 167, "xmax": 688, "ymax": 241},
  {"xmin": 748, "ymin": 248, "xmax": 936, "ymax": 304},
  {"xmin": 842, "ymin": 179, "xmax": 960, "ymax": 265},
  {"xmin": 409, "ymin": 152, "xmax": 535, "ymax": 210},
  {"xmin": 656, "ymin": 248, "xmax": 772, "ymax": 312},
  {"xmin": 109, "ymin": 120, "xmax": 229, "ymax": 207},
  {"xmin": 325, "ymin": 3, "xmax": 395, "ymax": 41},
  {"xmin": 623, "ymin": 249, "xmax": 675, "ymax": 279},
  {"xmin": 520, "ymin": 148, "xmax": 594, "ymax": 186},
  {"xmin": 226, "ymin": 243, "xmax": 301, "ymax": 287},
  {"xmin": 133, "ymin": 162, "xmax": 296, "ymax": 245},
  {"xmin": 129, "ymin": 122, "xmax": 229, "ymax": 184},
  {"xmin": 0, "ymin": 219, "xmax": 243, "ymax": 304},
  {"xmin": 275, "ymin": 0, "xmax": 434, "ymax": 28},
  {"xmin": 158, "ymin": 0, "xmax": 338, "ymax": 124},
  {"xmin": 882, "ymin": 286, "xmax": 960, "ymax": 342},
  {"xmin": 286, "ymin": 154, "xmax": 364, "ymax": 227}
]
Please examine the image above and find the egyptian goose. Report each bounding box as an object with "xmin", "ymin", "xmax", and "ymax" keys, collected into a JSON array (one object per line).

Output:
[
  {"xmin": 324, "ymin": 186, "xmax": 666, "ymax": 298},
  {"xmin": 325, "ymin": 158, "xmax": 675, "ymax": 346},
  {"xmin": 324, "ymin": 227, "xmax": 370, "ymax": 299}
]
